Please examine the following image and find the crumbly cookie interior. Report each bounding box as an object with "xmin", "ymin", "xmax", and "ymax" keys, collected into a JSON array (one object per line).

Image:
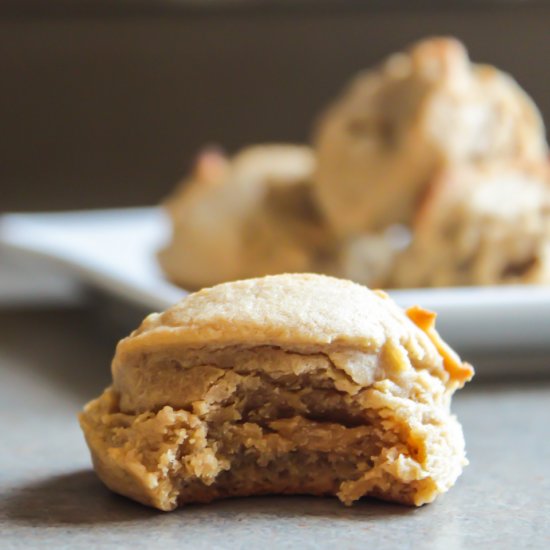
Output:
[{"xmin": 80, "ymin": 346, "xmax": 464, "ymax": 511}]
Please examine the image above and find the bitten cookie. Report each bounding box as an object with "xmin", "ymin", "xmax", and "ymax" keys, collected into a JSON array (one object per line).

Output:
[
  {"xmin": 158, "ymin": 145, "xmax": 332, "ymax": 289},
  {"xmin": 314, "ymin": 37, "xmax": 547, "ymax": 235},
  {"xmin": 79, "ymin": 274, "xmax": 473, "ymax": 511},
  {"xmin": 391, "ymin": 163, "xmax": 550, "ymax": 288}
]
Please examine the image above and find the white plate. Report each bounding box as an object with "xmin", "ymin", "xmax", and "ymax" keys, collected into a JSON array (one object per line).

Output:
[{"xmin": 1, "ymin": 207, "xmax": 549, "ymax": 376}]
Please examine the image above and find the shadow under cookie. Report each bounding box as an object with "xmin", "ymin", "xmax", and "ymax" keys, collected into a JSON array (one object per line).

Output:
[
  {"xmin": 3, "ymin": 470, "xmax": 413, "ymax": 528},
  {"xmin": 3, "ymin": 470, "xmax": 157, "ymax": 526}
]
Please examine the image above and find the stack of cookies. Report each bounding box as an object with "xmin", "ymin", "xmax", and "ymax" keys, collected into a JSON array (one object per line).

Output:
[{"xmin": 159, "ymin": 37, "xmax": 550, "ymax": 289}]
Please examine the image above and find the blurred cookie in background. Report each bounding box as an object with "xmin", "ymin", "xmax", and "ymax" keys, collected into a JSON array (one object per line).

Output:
[
  {"xmin": 314, "ymin": 36, "xmax": 547, "ymax": 236},
  {"xmin": 159, "ymin": 37, "xmax": 550, "ymax": 292},
  {"xmin": 158, "ymin": 145, "xmax": 334, "ymax": 289},
  {"xmin": 391, "ymin": 162, "xmax": 550, "ymax": 288},
  {"xmin": 335, "ymin": 225, "xmax": 411, "ymax": 289}
]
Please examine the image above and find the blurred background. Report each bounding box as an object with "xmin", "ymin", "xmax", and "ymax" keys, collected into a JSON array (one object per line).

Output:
[{"xmin": 2, "ymin": 0, "xmax": 550, "ymax": 212}]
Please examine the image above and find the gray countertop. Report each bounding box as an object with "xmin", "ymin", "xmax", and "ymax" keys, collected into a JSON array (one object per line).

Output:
[{"xmin": 1, "ymin": 307, "xmax": 549, "ymax": 549}]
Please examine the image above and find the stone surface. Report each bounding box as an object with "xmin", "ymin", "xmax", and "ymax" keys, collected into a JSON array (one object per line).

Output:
[{"xmin": 1, "ymin": 308, "xmax": 549, "ymax": 549}]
